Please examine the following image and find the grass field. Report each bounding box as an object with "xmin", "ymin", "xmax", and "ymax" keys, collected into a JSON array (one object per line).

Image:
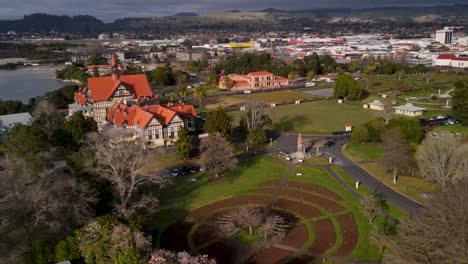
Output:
[
  {"xmin": 261, "ymin": 100, "xmax": 381, "ymax": 134},
  {"xmin": 433, "ymin": 124, "xmax": 468, "ymax": 135},
  {"xmin": 244, "ymin": 90, "xmax": 318, "ymax": 104},
  {"xmin": 342, "ymin": 141, "xmax": 383, "ymax": 162}
]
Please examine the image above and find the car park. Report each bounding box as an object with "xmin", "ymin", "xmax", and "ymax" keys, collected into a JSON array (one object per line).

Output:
[
  {"xmin": 190, "ymin": 166, "xmax": 200, "ymax": 174},
  {"xmin": 170, "ymin": 169, "xmax": 180, "ymax": 176}
]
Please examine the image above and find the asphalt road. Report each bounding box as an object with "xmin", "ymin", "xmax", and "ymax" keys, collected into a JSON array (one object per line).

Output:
[{"xmin": 275, "ymin": 133, "xmax": 423, "ymax": 214}]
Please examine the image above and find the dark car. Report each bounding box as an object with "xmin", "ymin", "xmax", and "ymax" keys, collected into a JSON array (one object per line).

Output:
[
  {"xmin": 190, "ymin": 166, "xmax": 200, "ymax": 174},
  {"xmin": 170, "ymin": 168, "xmax": 180, "ymax": 177},
  {"xmin": 180, "ymin": 166, "xmax": 190, "ymax": 175},
  {"xmin": 324, "ymin": 141, "xmax": 335, "ymax": 147}
]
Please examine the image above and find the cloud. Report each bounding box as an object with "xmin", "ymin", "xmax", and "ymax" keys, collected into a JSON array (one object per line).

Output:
[{"xmin": 0, "ymin": 0, "xmax": 465, "ymax": 21}]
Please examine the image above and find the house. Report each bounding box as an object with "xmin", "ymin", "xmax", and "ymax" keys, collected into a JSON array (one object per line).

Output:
[
  {"xmin": 366, "ymin": 100, "xmax": 385, "ymax": 111},
  {"xmin": 219, "ymin": 71, "xmax": 289, "ymax": 92},
  {"xmin": 313, "ymin": 73, "xmax": 359, "ymax": 83},
  {"xmin": 104, "ymin": 101, "xmax": 196, "ymax": 147},
  {"xmin": 0, "ymin": 112, "xmax": 32, "ymax": 141},
  {"xmin": 393, "ymin": 103, "xmax": 426, "ymax": 117},
  {"xmin": 71, "ymin": 56, "xmax": 154, "ymax": 124}
]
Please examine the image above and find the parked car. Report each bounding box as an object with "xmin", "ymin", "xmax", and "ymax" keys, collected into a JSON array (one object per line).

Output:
[
  {"xmin": 190, "ymin": 166, "xmax": 200, "ymax": 174},
  {"xmin": 305, "ymin": 82, "xmax": 316, "ymax": 87},
  {"xmin": 324, "ymin": 141, "xmax": 335, "ymax": 147},
  {"xmin": 170, "ymin": 169, "xmax": 180, "ymax": 177},
  {"xmin": 243, "ymin": 90, "xmax": 252, "ymax": 94},
  {"xmin": 180, "ymin": 166, "xmax": 190, "ymax": 175}
]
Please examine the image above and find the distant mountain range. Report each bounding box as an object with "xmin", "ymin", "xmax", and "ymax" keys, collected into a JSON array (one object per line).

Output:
[{"xmin": 1, "ymin": 5, "xmax": 468, "ymax": 33}]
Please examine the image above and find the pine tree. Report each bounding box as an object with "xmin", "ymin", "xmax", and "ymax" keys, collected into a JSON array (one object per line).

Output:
[{"xmin": 175, "ymin": 127, "xmax": 191, "ymax": 159}]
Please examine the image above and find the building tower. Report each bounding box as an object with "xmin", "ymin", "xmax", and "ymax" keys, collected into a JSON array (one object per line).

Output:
[{"xmin": 111, "ymin": 55, "xmax": 119, "ymax": 81}]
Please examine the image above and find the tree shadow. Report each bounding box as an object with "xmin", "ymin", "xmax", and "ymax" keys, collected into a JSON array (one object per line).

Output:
[{"xmin": 273, "ymin": 115, "xmax": 308, "ymax": 133}]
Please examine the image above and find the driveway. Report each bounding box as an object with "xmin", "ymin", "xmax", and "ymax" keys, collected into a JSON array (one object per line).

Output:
[
  {"xmin": 302, "ymin": 88, "xmax": 334, "ymax": 98},
  {"xmin": 275, "ymin": 133, "xmax": 423, "ymax": 214}
]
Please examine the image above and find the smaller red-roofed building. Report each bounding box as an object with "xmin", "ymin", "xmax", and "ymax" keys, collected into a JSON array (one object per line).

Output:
[
  {"xmin": 434, "ymin": 54, "xmax": 468, "ymax": 68},
  {"xmin": 219, "ymin": 71, "xmax": 289, "ymax": 91}
]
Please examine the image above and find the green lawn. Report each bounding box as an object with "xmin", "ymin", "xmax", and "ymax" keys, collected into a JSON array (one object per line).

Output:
[
  {"xmin": 433, "ymin": 124, "xmax": 468, "ymax": 135},
  {"xmin": 342, "ymin": 141, "xmax": 383, "ymax": 162},
  {"xmin": 231, "ymin": 99, "xmax": 381, "ymax": 134},
  {"xmin": 244, "ymin": 90, "xmax": 318, "ymax": 104}
]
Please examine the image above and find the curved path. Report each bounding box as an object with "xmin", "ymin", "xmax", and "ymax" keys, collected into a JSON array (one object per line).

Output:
[{"xmin": 274, "ymin": 133, "xmax": 423, "ymax": 214}]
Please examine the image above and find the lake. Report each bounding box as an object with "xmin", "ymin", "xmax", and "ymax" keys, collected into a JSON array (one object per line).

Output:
[{"xmin": 0, "ymin": 69, "xmax": 65, "ymax": 103}]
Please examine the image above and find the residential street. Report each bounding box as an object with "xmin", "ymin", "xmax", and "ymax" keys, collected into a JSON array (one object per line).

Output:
[{"xmin": 274, "ymin": 133, "xmax": 424, "ymax": 214}]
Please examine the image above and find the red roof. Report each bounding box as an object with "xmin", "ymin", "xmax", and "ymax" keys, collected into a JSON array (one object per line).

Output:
[
  {"xmin": 148, "ymin": 105, "xmax": 176, "ymax": 125},
  {"xmin": 247, "ymin": 71, "xmax": 273, "ymax": 77},
  {"xmin": 87, "ymin": 74, "xmax": 153, "ymax": 102},
  {"xmin": 275, "ymin": 76, "xmax": 288, "ymax": 81},
  {"xmin": 162, "ymin": 102, "xmax": 197, "ymax": 118},
  {"xmin": 233, "ymin": 80, "xmax": 249, "ymax": 85},
  {"xmin": 437, "ymin": 54, "xmax": 458, "ymax": 60},
  {"xmin": 107, "ymin": 103, "xmax": 153, "ymax": 128}
]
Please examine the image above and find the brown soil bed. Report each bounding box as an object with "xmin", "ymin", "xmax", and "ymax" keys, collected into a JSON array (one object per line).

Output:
[
  {"xmin": 259, "ymin": 180, "xmax": 343, "ymax": 201},
  {"xmin": 192, "ymin": 222, "xmax": 219, "ymax": 247},
  {"xmin": 279, "ymin": 224, "xmax": 308, "ymax": 249},
  {"xmin": 335, "ymin": 213, "xmax": 359, "ymax": 256},
  {"xmin": 273, "ymin": 198, "xmax": 323, "ymax": 218},
  {"xmin": 308, "ymin": 218, "xmax": 336, "ymax": 254},
  {"xmin": 199, "ymin": 240, "xmax": 250, "ymax": 264},
  {"xmin": 252, "ymin": 188, "xmax": 346, "ymax": 213},
  {"xmin": 160, "ymin": 221, "xmax": 193, "ymax": 252},
  {"xmin": 249, "ymin": 247, "xmax": 295, "ymax": 264}
]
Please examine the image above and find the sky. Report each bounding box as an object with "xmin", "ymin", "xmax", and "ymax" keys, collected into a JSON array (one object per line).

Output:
[{"xmin": 0, "ymin": 0, "xmax": 466, "ymax": 22}]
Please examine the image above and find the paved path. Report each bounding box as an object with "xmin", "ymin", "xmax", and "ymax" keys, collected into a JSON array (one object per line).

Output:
[{"xmin": 274, "ymin": 133, "xmax": 423, "ymax": 214}]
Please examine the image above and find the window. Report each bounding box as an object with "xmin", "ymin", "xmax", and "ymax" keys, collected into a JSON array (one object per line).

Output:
[
  {"xmin": 149, "ymin": 135, "xmax": 152, "ymax": 140},
  {"xmin": 170, "ymin": 132, "xmax": 175, "ymax": 137},
  {"xmin": 156, "ymin": 134, "xmax": 159, "ymax": 139}
]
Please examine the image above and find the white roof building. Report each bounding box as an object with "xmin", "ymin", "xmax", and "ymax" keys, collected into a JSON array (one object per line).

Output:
[
  {"xmin": 0, "ymin": 112, "xmax": 32, "ymax": 133},
  {"xmin": 393, "ymin": 103, "xmax": 426, "ymax": 117}
]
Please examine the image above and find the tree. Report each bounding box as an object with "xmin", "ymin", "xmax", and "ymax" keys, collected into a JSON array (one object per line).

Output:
[
  {"xmin": 416, "ymin": 137, "xmax": 468, "ymax": 187},
  {"xmin": 205, "ymin": 69, "xmax": 218, "ymax": 87},
  {"xmin": 247, "ymin": 128, "xmax": 268, "ymax": 145},
  {"xmin": 347, "ymin": 60, "xmax": 360, "ymax": 73},
  {"xmin": 177, "ymin": 85, "xmax": 188, "ymax": 100},
  {"xmin": 381, "ymin": 128, "xmax": 415, "ymax": 184},
  {"xmin": 452, "ymin": 80, "xmax": 468, "ymax": 125},
  {"xmin": 54, "ymin": 235, "xmax": 80, "ymax": 263},
  {"xmin": 76, "ymin": 218, "xmax": 151, "ymax": 264},
  {"xmin": 89, "ymin": 138, "xmax": 170, "ymax": 217},
  {"xmin": 193, "ymin": 85, "xmax": 207, "ymax": 112},
  {"xmin": 287, "ymin": 71, "xmax": 299, "ymax": 80},
  {"xmin": 176, "ymin": 127, "xmax": 191, "ymax": 159},
  {"xmin": 306, "ymin": 71, "xmax": 316, "ymax": 81},
  {"xmin": 352, "ymin": 125, "xmax": 369, "ymax": 143},
  {"xmin": 0, "ymin": 162, "xmax": 96, "ymax": 250},
  {"xmin": 387, "ymin": 118, "xmax": 425, "ymax": 144},
  {"xmin": 222, "ymin": 75, "xmax": 233, "ymax": 91},
  {"xmin": 115, "ymin": 249, "xmax": 145, "ymax": 264},
  {"xmin": 200, "ymin": 133, "xmax": 237, "ymax": 178},
  {"xmin": 151, "ymin": 65, "xmax": 175, "ymax": 86},
  {"xmin": 244, "ymin": 100, "xmax": 272, "ymax": 131},
  {"xmin": 384, "ymin": 178, "xmax": 468, "ymax": 264},
  {"xmin": 149, "ymin": 250, "xmax": 216, "ymax": 264},
  {"xmin": 335, "ymin": 74, "xmax": 362, "ymax": 100},
  {"xmin": 204, "ymin": 107, "xmax": 232, "ymax": 139},
  {"xmin": 360, "ymin": 195, "xmax": 382, "ymax": 224}
]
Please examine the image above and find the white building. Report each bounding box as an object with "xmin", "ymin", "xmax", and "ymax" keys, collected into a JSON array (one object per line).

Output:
[
  {"xmin": 393, "ymin": 103, "xmax": 426, "ymax": 117},
  {"xmin": 435, "ymin": 28, "xmax": 453, "ymax": 45},
  {"xmin": 433, "ymin": 54, "xmax": 468, "ymax": 68}
]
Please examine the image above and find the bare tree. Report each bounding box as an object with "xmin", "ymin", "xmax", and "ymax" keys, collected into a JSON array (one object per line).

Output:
[
  {"xmin": 383, "ymin": 178, "xmax": 468, "ymax": 264},
  {"xmin": 361, "ymin": 195, "xmax": 382, "ymax": 224},
  {"xmin": 89, "ymin": 138, "xmax": 170, "ymax": 217},
  {"xmin": 0, "ymin": 158, "xmax": 96, "ymax": 249},
  {"xmin": 244, "ymin": 100, "xmax": 272, "ymax": 131},
  {"xmin": 200, "ymin": 133, "xmax": 238, "ymax": 178},
  {"xmin": 311, "ymin": 139, "xmax": 327, "ymax": 156},
  {"xmin": 416, "ymin": 137, "xmax": 468, "ymax": 187},
  {"xmin": 217, "ymin": 207, "xmax": 263, "ymax": 236},
  {"xmin": 381, "ymin": 128, "xmax": 415, "ymax": 184}
]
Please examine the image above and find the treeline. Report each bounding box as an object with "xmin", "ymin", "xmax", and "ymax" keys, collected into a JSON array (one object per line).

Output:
[
  {"xmin": 352, "ymin": 117, "xmax": 425, "ymax": 144},
  {"xmin": 0, "ymin": 85, "xmax": 78, "ymax": 115},
  {"xmin": 0, "ymin": 42, "xmax": 79, "ymax": 60},
  {"xmin": 213, "ymin": 52, "xmax": 343, "ymax": 78}
]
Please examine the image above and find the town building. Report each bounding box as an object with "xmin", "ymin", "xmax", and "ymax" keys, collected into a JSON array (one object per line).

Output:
[
  {"xmin": 364, "ymin": 100, "xmax": 385, "ymax": 111},
  {"xmin": 219, "ymin": 71, "xmax": 289, "ymax": 92},
  {"xmin": 176, "ymin": 49, "xmax": 208, "ymax": 62},
  {"xmin": 393, "ymin": 103, "xmax": 426, "ymax": 117},
  {"xmin": 435, "ymin": 28, "xmax": 453, "ymax": 45},
  {"xmin": 433, "ymin": 54, "xmax": 468, "ymax": 68}
]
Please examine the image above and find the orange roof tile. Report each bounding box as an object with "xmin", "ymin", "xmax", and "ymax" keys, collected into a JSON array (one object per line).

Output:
[
  {"xmin": 247, "ymin": 71, "xmax": 273, "ymax": 76},
  {"xmin": 107, "ymin": 103, "xmax": 154, "ymax": 128},
  {"xmin": 148, "ymin": 105, "xmax": 176, "ymax": 125},
  {"xmin": 88, "ymin": 74, "xmax": 153, "ymax": 102},
  {"xmin": 162, "ymin": 102, "xmax": 197, "ymax": 118},
  {"xmin": 74, "ymin": 92, "xmax": 88, "ymax": 105}
]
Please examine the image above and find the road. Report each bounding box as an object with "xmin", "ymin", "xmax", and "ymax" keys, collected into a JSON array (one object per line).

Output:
[{"xmin": 275, "ymin": 133, "xmax": 423, "ymax": 214}]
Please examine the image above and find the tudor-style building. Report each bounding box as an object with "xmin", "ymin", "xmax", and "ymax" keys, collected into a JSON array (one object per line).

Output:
[{"xmin": 69, "ymin": 56, "xmax": 197, "ymax": 146}]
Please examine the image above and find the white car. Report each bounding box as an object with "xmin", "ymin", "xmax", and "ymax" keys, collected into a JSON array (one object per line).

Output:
[
  {"xmin": 243, "ymin": 90, "xmax": 252, "ymax": 94},
  {"xmin": 305, "ymin": 82, "xmax": 316, "ymax": 87}
]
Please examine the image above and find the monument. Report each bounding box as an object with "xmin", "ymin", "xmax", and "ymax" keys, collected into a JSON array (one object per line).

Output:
[{"xmin": 290, "ymin": 133, "xmax": 310, "ymax": 162}]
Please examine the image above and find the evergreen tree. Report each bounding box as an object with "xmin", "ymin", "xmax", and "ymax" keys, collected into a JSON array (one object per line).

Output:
[
  {"xmin": 204, "ymin": 107, "xmax": 232, "ymax": 139},
  {"xmin": 175, "ymin": 127, "xmax": 191, "ymax": 159}
]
